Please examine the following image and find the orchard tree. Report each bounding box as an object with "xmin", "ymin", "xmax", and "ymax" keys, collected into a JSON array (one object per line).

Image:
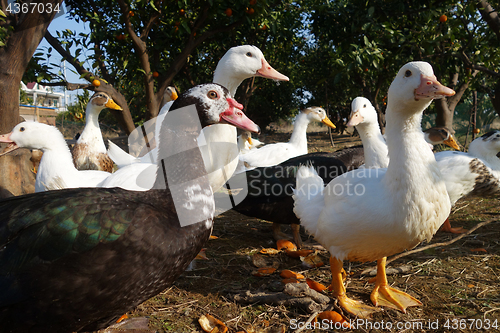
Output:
[
  {"xmin": 36, "ymin": 0, "xmax": 303, "ymax": 133},
  {"xmin": 298, "ymin": 0, "xmax": 500, "ymax": 133}
]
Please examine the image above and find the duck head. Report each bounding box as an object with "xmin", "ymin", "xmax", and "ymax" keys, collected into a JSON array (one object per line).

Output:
[
  {"xmin": 0, "ymin": 122, "xmax": 64, "ymax": 156},
  {"xmin": 388, "ymin": 62, "xmax": 455, "ymax": 113},
  {"xmin": 213, "ymin": 45, "xmax": 289, "ymax": 94},
  {"xmin": 168, "ymin": 83, "xmax": 260, "ymax": 133},
  {"xmin": 302, "ymin": 107, "xmax": 336, "ymax": 129},
  {"xmin": 424, "ymin": 127, "xmax": 460, "ymax": 150},
  {"xmin": 88, "ymin": 92, "xmax": 123, "ymax": 115},
  {"xmin": 163, "ymin": 86, "xmax": 178, "ymax": 103},
  {"xmin": 469, "ymin": 130, "xmax": 500, "ymax": 159},
  {"xmin": 347, "ymin": 97, "xmax": 378, "ymax": 127}
]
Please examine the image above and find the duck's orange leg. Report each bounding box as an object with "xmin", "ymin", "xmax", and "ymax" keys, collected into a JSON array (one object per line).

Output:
[
  {"xmin": 329, "ymin": 256, "xmax": 378, "ymax": 318},
  {"xmin": 370, "ymin": 257, "xmax": 422, "ymax": 312},
  {"xmin": 440, "ymin": 218, "xmax": 468, "ymax": 234}
]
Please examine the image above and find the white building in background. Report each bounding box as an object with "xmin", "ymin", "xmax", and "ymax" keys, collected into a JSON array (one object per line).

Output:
[
  {"xmin": 20, "ymin": 82, "xmax": 68, "ymax": 125},
  {"xmin": 20, "ymin": 82, "xmax": 68, "ymax": 112}
]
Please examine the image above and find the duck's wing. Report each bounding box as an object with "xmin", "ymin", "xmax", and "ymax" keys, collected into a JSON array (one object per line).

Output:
[
  {"xmin": 0, "ymin": 188, "xmax": 140, "ymax": 285},
  {"xmin": 107, "ymin": 140, "xmax": 140, "ymax": 168}
]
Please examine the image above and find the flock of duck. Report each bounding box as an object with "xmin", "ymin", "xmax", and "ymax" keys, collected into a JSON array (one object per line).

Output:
[{"xmin": 0, "ymin": 45, "xmax": 499, "ymax": 331}]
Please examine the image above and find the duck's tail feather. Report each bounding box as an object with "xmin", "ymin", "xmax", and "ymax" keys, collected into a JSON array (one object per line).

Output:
[
  {"xmin": 292, "ymin": 165, "xmax": 325, "ymax": 236},
  {"xmin": 107, "ymin": 140, "xmax": 140, "ymax": 168}
]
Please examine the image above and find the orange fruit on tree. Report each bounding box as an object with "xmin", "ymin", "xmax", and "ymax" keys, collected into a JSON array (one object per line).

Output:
[
  {"xmin": 152, "ymin": 71, "xmax": 159, "ymax": 78},
  {"xmin": 260, "ymin": 24, "xmax": 267, "ymax": 30},
  {"xmin": 250, "ymin": 0, "xmax": 257, "ymax": 5},
  {"xmin": 474, "ymin": 128, "xmax": 480, "ymax": 134},
  {"xmin": 92, "ymin": 79, "xmax": 100, "ymax": 87},
  {"xmin": 225, "ymin": 8, "xmax": 232, "ymax": 17},
  {"xmin": 439, "ymin": 14, "xmax": 447, "ymax": 23},
  {"xmin": 179, "ymin": 9, "xmax": 185, "ymax": 15},
  {"xmin": 129, "ymin": 10, "xmax": 134, "ymax": 17},
  {"xmin": 246, "ymin": 7, "xmax": 255, "ymax": 14}
]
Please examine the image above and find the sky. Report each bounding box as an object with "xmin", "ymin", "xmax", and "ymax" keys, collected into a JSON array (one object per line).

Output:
[{"xmin": 37, "ymin": 2, "xmax": 91, "ymax": 106}]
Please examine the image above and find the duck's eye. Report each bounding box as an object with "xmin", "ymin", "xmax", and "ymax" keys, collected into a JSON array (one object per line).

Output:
[
  {"xmin": 19, "ymin": 127, "xmax": 25, "ymax": 132},
  {"xmin": 246, "ymin": 52, "xmax": 252, "ymax": 57},
  {"xmin": 363, "ymin": 104, "xmax": 366, "ymax": 108},
  {"xmin": 405, "ymin": 70, "xmax": 412, "ymax": 77},
  {"xmin": 207, "ymin": 90, "xmax": 219, "ymax": 99}
]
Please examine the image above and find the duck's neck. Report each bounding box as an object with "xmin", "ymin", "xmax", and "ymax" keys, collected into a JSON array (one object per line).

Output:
[
  {"xmin": 37, "ymin": 136, "xmax": 80, "ymax": 187},
  {"xmin": 79, "ymin": 107, "xmax": 106, "ymax": 152},
  {"xmin": 357, "ymin": 121, "xmax": 389, "ymax": 168},
  {"xmin": 152, "ymin": 111, "xmax": 214, "ymax": 226},
  {"xmin": 288, "ymin": 112, "xmax": 310, "ymax": 154},
  {"xmin": 213, "ymin": 73, "xmax": 243, "ymax": 97},
  {"xmin": 385, "ymin": 103, "xmax": 436, "ymax": 185}
]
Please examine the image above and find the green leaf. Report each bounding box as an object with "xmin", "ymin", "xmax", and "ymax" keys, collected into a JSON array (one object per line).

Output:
[
  {"xmin": 149, "ymin": 0, "xmax": 159, "ymax": 12},
  {"xmin": 0, "ymin": 9, "xmax": 6, "ymax": 18},
  {"xmin": 367, "ymin": 6, "xmax": 374, "ymax": 17},
  {"xmin": 181, "ymin": 21, "xmax": 191, "ymax": 34}
]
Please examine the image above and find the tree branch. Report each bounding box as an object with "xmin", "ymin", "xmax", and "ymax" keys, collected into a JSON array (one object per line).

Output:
[
  {"xmin": 44, "ymin": 32, "xmax": 136, "ymax": 134},
  {"xmin": 44, "ymin": 30, "xmax": 93, "ymax": 80},
  {"xmin": 116, "ymin": 0, "xmax": 157, "ymax": 120},
  {"xmin": 140, "ymin": 0, "xmax": 163, "ymax": 40},
  {"xmin": 155, "ymin": 10, "xmax": 245, "ymax": 109},
  {"xmin": 458, "ymin": 51, "xmax": 500, "ymax": 78},
  {"xmin": 86, "ymin": 0, "xmax": 113, "ymax": 84},
  {"xmin": 477, "ymin": 1, "xmax": 500, "ymax": 41},
  {"xmin": 40, "ymin": 81, "xmax": 92, "ymax": 90}
]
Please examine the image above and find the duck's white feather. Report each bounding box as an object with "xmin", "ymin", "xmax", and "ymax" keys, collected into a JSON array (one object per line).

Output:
[
  {"xmin": 5, "ymin": 122, "xmax": 111, "ymax": 192},
  {"xmin": 435, "ymin": 130, "xmax": 500, "ymax": 205},
  {"xmin": 293, "ymin": 61, "xmax": 452, "ymax": 263},
  {"xmin": 348, "ymin": 97, "xmax": 389, "ymax": 168}
]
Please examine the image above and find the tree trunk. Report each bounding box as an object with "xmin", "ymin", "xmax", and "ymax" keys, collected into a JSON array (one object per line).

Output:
[
  {"xmin": 435, "ymin": 71, "xmax": 475, "ymax": 132},
  {"xmin": 492, "ymin": 79, "xmax": 500, "ymax": 116},
  {"xmin": 0, "ymin": 0, "xmax": 63, "ymax": 195},
  {"xmin": 434, "ymin": 99, "xmax": 455, "ymax": 132}
]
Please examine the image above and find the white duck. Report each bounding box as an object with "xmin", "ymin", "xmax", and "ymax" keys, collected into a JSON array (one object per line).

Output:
[
  {"xmin": 72, "ymin": 92, "xmax": 122, "ymax": 172},
  {"xmin": 106, "ymin": 45, "xmax": 288, "ymax": 191},
  {"xmin": 238, "ymin": 131, "xmax": 263, "ymax": 154},
  {"xmin": 0, "ymin": 122, "xmax": 111, "ymax": 191},
  {"xmin": 435, "ymin": 130, "xmax": 500, "ymax": 233},
  {"xmin": 159, "ymin": 86, "xmax": 178, "ymax": 111},
  {"xmin": 347, "ymin": 97, "xmax": 389, "ymax": 168},
  {"xmin": 347, "ymin": 98, "xmax": 459, "ymax": 167},
  {"xmin": 236, "ymin": 107, "xmax": 336, "ymax": 173},
  {"xmin": 293, "ymin": 62, "xmax": 455, "ymax": 317}
]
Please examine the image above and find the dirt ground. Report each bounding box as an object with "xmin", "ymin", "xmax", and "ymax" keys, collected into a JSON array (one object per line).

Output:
[{"xmin": 108, "ymin": 128, "xmax": 499, "ymax": 333}]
